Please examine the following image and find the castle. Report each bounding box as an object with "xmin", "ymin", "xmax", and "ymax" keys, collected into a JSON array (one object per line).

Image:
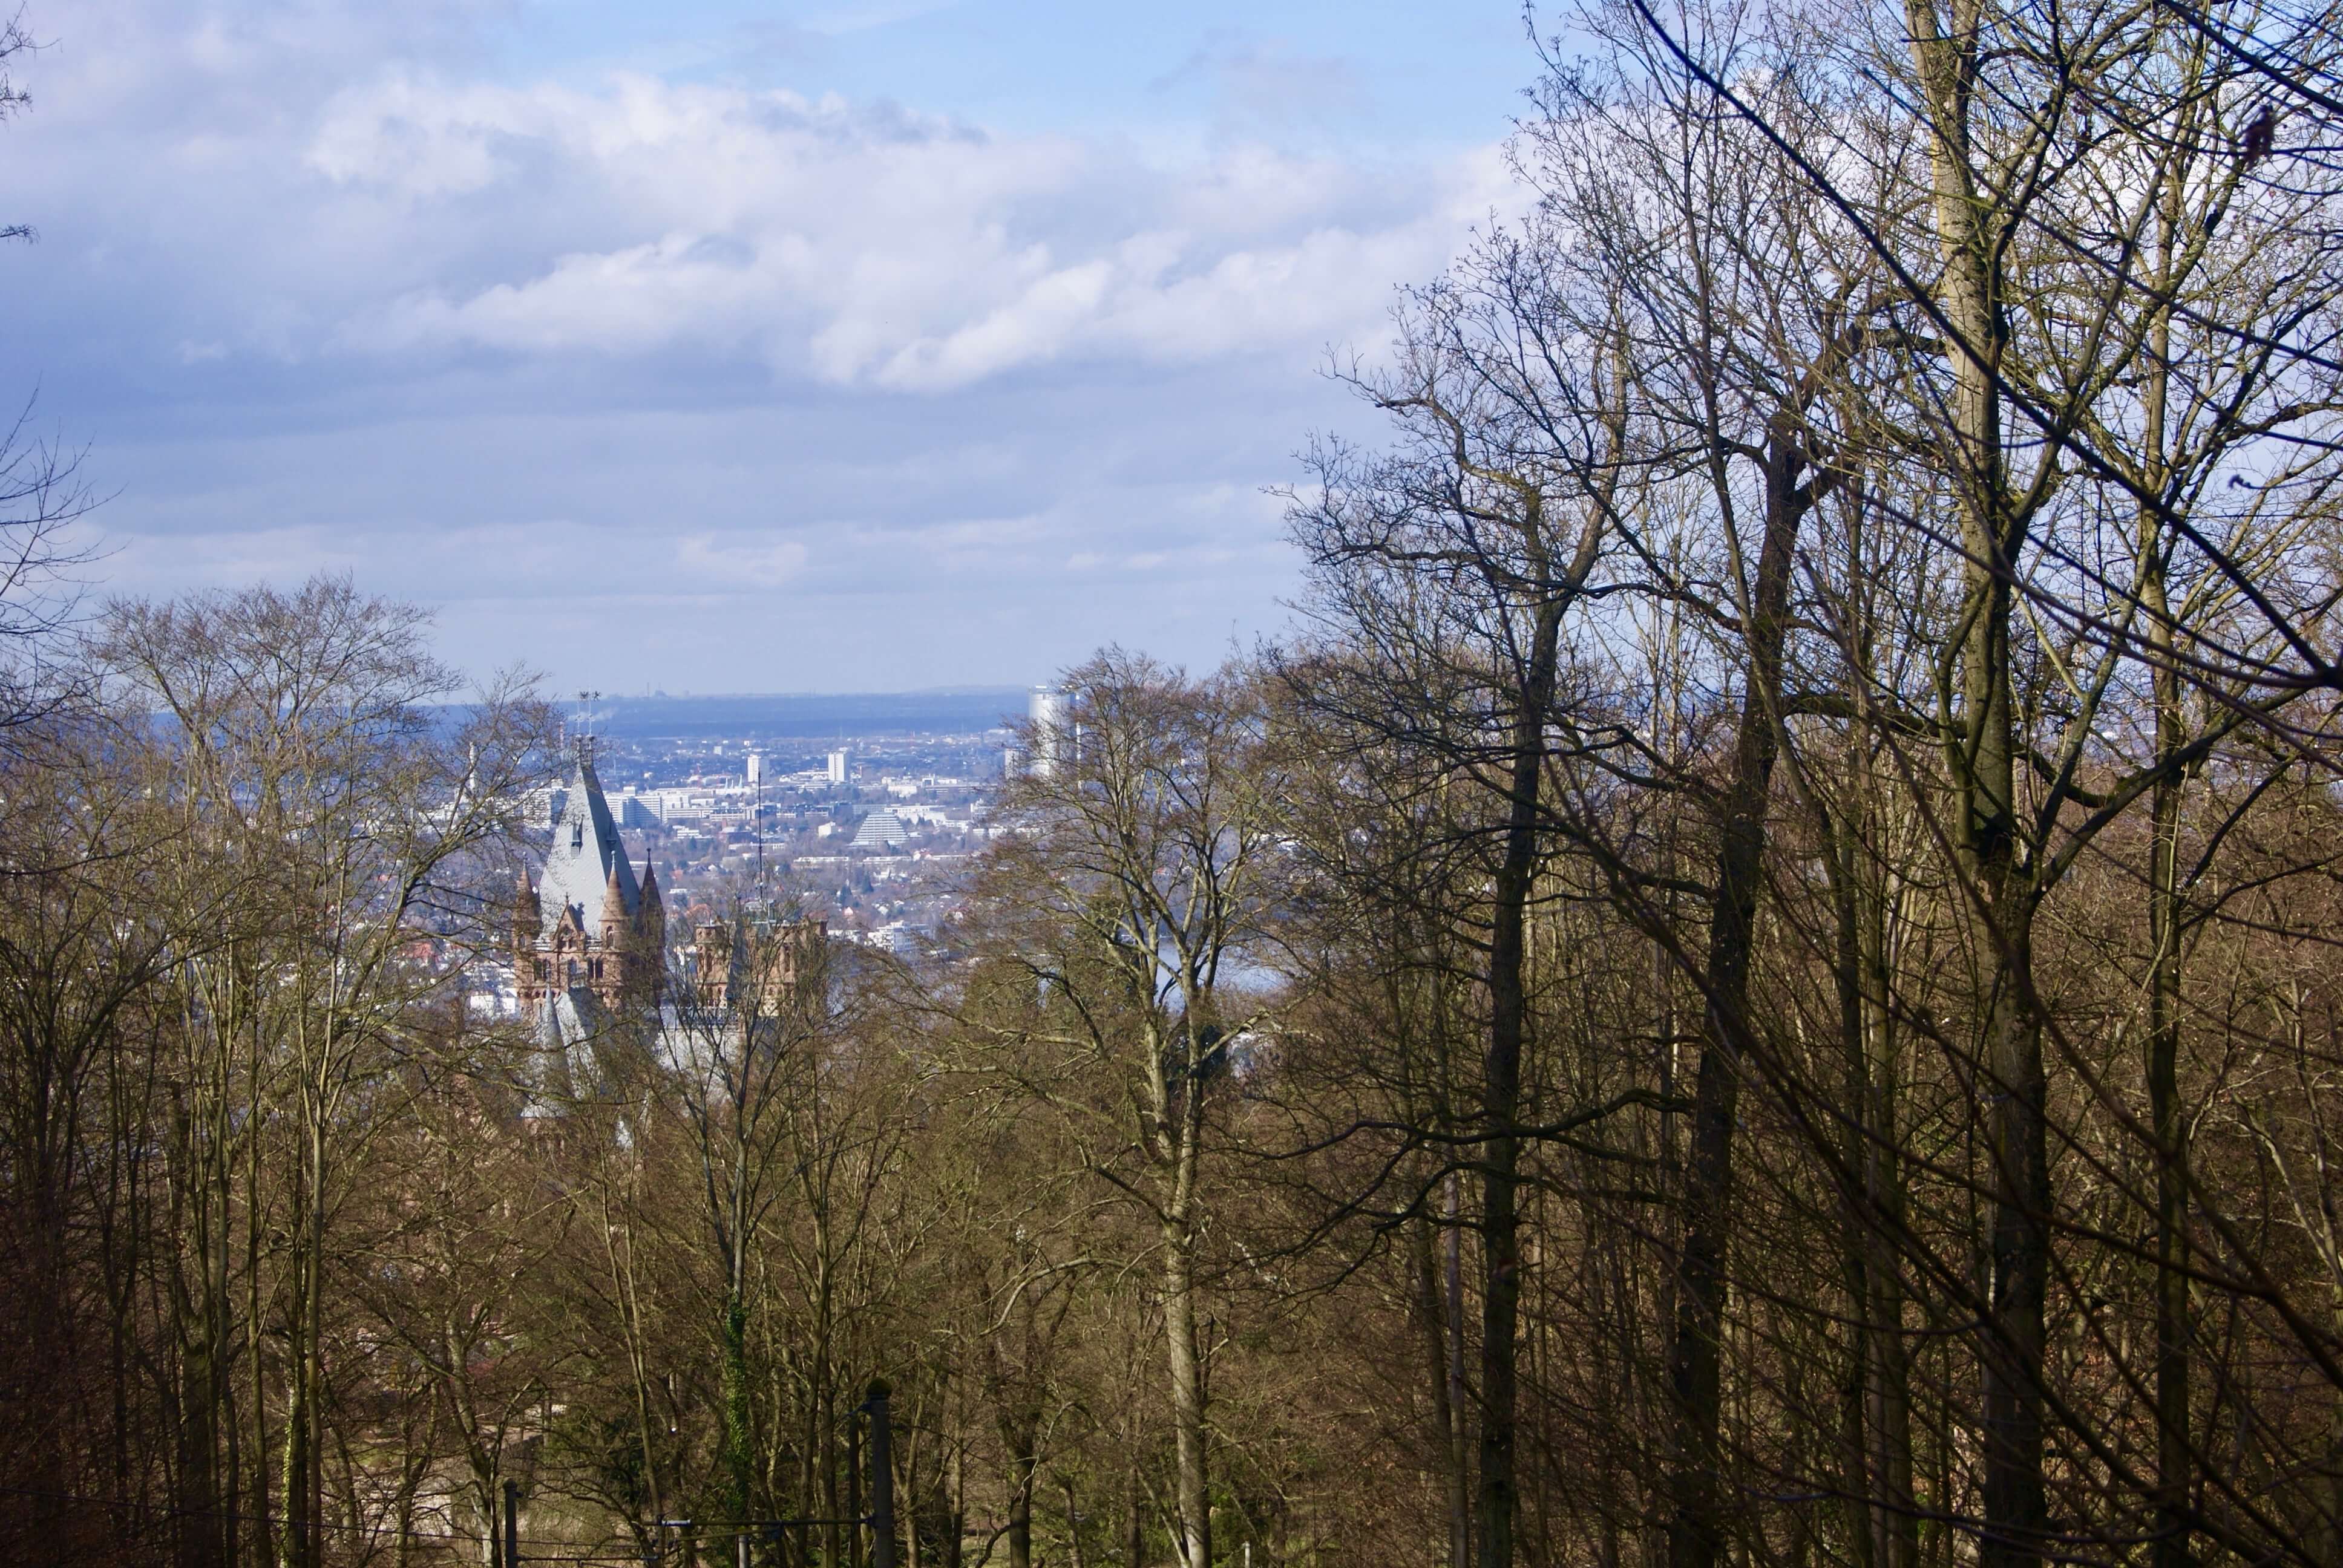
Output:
[
  {"xmin": 514, "ymin": 740, "xmax": 664, "ymax": 1022},
  {"xmin": 514, "ymin": 740, "xmax": 827, "ymax": 1042}
]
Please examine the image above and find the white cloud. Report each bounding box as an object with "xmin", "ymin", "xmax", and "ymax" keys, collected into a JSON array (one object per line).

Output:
[
  {"xmin": 295, "ymin": 67, "xmax": 1501, "ymax": 390},
  {"xmin": 678, "ymin": 534, "xmax": 810, "ymax": 587},
  {"xmin": 2, "ymin": 0, "xmax": 1526, "ymax": 689},
  {"xmin": 16, "ymin": 3, "xmax": 1513, "ymax": 395}
]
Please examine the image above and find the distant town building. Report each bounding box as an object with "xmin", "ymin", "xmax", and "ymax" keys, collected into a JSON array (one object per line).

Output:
[
  {"xmin": 747, "ymin": 753, "xmax": 763, "ymax": 786},
  {"xmin": 528, "ymin": 784, "xmax": 571, "ymax": 827},
  {"xmin": 848, "ymin": 923, "xmax": 916, "ymax": 954},
  {"xmin": 850, "ymin": 809, "xmax": 909, "ymax": 849},
  {"xmin": 655, "ymin": 788, "xmax": 710, "ymax": 825},
  {"xmin": 1029, "ymin": 684, "xmax": 1072, "ymax": 778},
  {"xmin": 826, "ymin": 749, "xmax": 849, "ymax": 785},
  {"xmin": 618, "ymin": 788, "xmax": 662, "ymax": 829}
]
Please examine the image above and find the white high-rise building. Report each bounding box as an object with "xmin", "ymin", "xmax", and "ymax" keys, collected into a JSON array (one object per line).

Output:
[
  {"xmin": 746, "ymin": 753, "xmax": 763, "ymax": 786},
  {"xmin": 825, "ymin": 749, "xmax": 848, "ymax": 785},
  {"xmin": 1029, "ymin": 685, "xmax": 1071, "ymax": 778}
]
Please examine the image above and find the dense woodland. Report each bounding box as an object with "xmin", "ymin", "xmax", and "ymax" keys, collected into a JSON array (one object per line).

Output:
[{"xmin": 8, "ymin": 0, "xmax": 2343, "ymax": 1564}]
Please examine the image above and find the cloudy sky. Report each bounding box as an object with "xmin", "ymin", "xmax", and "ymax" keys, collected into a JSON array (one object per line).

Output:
[{"xmin": 5, "ymin": 0, "xmax": 1536, "ymax": 692}]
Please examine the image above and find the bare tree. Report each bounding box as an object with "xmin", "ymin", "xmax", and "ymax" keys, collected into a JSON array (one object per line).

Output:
[
  {"xmin": 966, "ymin": 650, "xmax": 1282, "ymax": 1568},
  {"xmin": 94, "ymin": 577, "xmax": 547, "ymax": 1568}
]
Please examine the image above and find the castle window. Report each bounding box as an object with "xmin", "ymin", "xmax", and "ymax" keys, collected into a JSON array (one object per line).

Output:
[
  {"xmin": 572, "ymin": 822, "xmax": 583, "ymax": 849},
  {"xmin": 567, "ymin": 959, "xmax": 579, "ymax": 984},
  {"xmin": 591, "ymin": 959, "xmax": 603, "ymax": 980}
]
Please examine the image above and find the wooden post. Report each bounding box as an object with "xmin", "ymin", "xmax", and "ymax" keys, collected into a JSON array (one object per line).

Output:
[{"xmin": 505, "ymin": 1479, "xmax": 520, "ymax": 1568}]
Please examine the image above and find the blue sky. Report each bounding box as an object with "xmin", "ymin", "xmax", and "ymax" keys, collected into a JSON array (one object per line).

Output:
[{"xmin": 5, "ymin": 1, "xmax": 1542, "ymax": 692}]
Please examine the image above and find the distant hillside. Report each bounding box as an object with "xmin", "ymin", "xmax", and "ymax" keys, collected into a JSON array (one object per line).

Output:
[{"xmin": 583, "ymin": 690, "xmax": 1027, "ymax": 740}]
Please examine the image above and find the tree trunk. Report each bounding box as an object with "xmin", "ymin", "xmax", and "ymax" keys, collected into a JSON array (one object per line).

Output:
[
  {"xmin": 1420, "ymin": 1172, "xmax": 1471, "ymax": 1568},
  {"xmin": 2145, "ymin": 550, "xmax": 2191, "ymax": 1568},
  {"xmin": 1476, "ymin": 592, "xmax": 1563, "ymax": 1568},
  {"xmin": 1827, "ymin": 804, "xmax": 1917, "ymax": 1568},
  {"xmin": 1164, "ymin": 1218, "xmax": 1211, "ymax": 1568},
  {"xmin": 1446, "ymin": 1177, "xmax": 1470, "ymax": 1568},
  {"xmin": 1666, "ymin": 424, "xmax": 1806, "ymax": 1568},
  {"xmin": 248, "ymin": 1106, "xmax": 272, "ymax": 1568},
  {"xmin": 722, "ymin": 1286, "xmax": 752, "ymax": 1525},
  {"xmin": 2140, "ymin": 179, "xmax": 2191, "ymax": 1568},
  {"xmin": 1001, "ymin": 1408, "xmax": 1037, "ymax": 1568},
  {"xmin": 1860, "ymin": 849, "xmax": 1918, "ymax": 1568},
  {"xmin": 1903, "ymin": 6, "xmax": 2045, "ymax": 1561},
  {"xmin": 1127, "ymin": 1463, "xmax": 1146, "ymax": 1568},
  {"xmin": 1830, "ymin": 817, "xmax": 1877, "ymax": 1568}
]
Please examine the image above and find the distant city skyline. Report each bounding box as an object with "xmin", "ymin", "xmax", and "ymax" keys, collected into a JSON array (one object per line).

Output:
[{"xmin": 4, "ymin": 0, "xmax": 1543, "ymax": 691}]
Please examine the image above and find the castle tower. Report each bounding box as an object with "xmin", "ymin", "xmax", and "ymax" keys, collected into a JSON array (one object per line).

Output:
[
  {"xmin": 689, "ymin": 912, "xmax": 828, "ymax": 1014},
  {"xmin": 637, "ymin": 863, "xmax": 667, "ymax": 1006},
  {"xmin": 596, "ymin": 863, "xmax": 631, "ymax": 1005},
  {"xmin": 693, "ymin": 920, "xmax": 729, "ymax": 1011},
  {"xmin": 513, "ymin": 875, "xmax": 541, "ymax": 962},
  {"xmin": 516, "ymin": 739, "xmax": 654, "ymax": 1025}
]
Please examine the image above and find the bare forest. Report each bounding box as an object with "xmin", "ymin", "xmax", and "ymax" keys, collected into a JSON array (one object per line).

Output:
[{"xmin": 8, "ymin": 0, "xmax": 2343, "ymax": 1565}]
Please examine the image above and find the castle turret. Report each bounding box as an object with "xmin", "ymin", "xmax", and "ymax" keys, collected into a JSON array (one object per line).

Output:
[
  {"xmin": 600, "ymin": 860, "xmax": 631, "ymax": 948},
  {"xmin": 594, "ymin": 860, "xmax": 631, "ymax": 1005},
  {"xmin": 637, "ymin": 864, "xmax": 667, "ymax": 1004},
  {"xmin": 513, "ymin": 875, "xmax": 544, "ymax": 1005},
  {"xmin": 694, "ymin": 921, "xmax": 729, "ymax": 1010},
  {"xmin": 513, "ymin": 875, "xmax": 541, "ymax": 959},
  {"xmin": 638, "ymin": 863, "xmax": 664, "ymax": 941},
  {"xmin": 637, "ymin": 862, "xmax": 665, "ymax": 947}
]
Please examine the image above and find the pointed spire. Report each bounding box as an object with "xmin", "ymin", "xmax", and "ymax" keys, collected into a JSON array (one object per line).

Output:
[
  {"xmin": 601, "ymin": 859, "xmax": 631, "ymax": 935},
  {"xmin": 631, "ymin": 863, "xmax": 666, "ymax": 1008}
]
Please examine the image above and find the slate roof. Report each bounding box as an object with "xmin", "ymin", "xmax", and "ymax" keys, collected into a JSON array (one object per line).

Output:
[
  {"xmin": 521, "ymin": 987, "xmax": 593, "ymax": 1114},
  {"xmin": 539, "ymin": 748, "xmax": 641, "ymax": 941}
]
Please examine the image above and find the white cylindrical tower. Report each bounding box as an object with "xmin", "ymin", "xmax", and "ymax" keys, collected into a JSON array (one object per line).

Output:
[{"xmin": 1029, "ymin": 684, "xmax": 1070, "ymax": 779}]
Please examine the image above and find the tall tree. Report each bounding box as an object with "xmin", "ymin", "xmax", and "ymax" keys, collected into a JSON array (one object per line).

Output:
[{"xmin": 969, "ymin": 651, "xmax": 1281, "ymax": 1568}]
